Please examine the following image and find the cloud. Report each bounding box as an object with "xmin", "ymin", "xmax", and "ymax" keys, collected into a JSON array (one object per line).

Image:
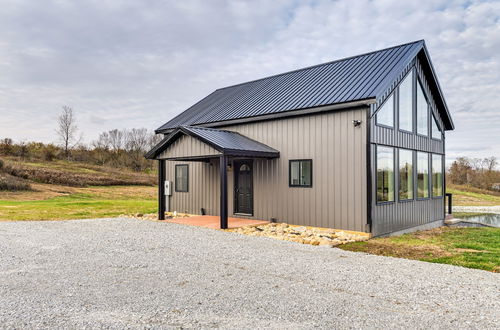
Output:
[{"xmin": 0, "ymin": 0, "xmax": 498, "ymax": 162}]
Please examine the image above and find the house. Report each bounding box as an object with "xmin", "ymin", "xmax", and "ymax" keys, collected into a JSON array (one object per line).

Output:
[{"xmin": 146, "ymin": 40, "xmax": 454, "ymax": 237}]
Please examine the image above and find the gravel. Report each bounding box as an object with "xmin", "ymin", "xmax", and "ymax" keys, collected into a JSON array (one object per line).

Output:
[{"xmin": 0, "ymin": 218, "xmax": 499, "ymax": 329}]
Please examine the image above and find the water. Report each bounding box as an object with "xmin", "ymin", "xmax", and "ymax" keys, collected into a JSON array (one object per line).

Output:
[{"xmin": 457, "ymin": 213, "xmax": 500, "ymax": 228}]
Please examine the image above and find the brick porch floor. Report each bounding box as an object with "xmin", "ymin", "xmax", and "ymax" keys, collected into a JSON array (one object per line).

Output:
[{"xmin": 163, "ymin": 215, "xmax": 269, "ymax": 229}]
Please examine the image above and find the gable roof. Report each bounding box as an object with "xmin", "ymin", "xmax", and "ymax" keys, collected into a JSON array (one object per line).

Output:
[
  {"xmin": 156, "ymin": 40, "xmax": 453, "ymax": 133},
  {"xmin": 145, "ymin": 126, "xmax": 279, "ymax": 159}
]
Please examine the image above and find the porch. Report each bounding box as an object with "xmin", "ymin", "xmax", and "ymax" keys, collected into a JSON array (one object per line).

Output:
[
  {"xmin": 145, "ymin": 125, "xmax": 280, "ymax": 229},
  {"xmin": 162, "ymin": 215, "xmax": 269, "ymax": 230}
]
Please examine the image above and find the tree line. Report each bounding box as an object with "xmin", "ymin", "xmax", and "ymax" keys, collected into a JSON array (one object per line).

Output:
[
  {"xmin": 447, "ymin": 156, "xmax": 500, "ymax": 191},
  {"xmin": 0, "ymin": 106, "xmax": 162, "ymax": 172}
]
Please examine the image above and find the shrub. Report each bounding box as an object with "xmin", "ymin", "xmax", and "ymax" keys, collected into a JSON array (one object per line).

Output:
[{"xmin": 0, "ymin": 174, "xmax": 32, "ymax": 191}]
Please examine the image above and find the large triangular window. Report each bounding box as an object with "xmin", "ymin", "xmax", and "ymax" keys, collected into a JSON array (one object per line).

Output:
[
  {"xmin": 416, "ymin": 81, "xmax": 428, "ymax": 136},
  {"xmin": 376, "ymin": 94, "xmax": 394, "ymax": 127},
  {"xmin": 432, "ymin": 114, "xmax": 442, "ymax": 140}
]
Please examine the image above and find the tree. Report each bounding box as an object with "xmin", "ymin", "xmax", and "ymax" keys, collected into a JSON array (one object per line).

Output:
[{"xmin": 56, "ymin": 106, "xmax": 79, "ymax": 159}]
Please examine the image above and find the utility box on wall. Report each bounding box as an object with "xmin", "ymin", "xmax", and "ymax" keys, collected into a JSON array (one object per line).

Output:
[{"xmin": 164, "ymin": 180, "xmax": 172, "ymax": 196}]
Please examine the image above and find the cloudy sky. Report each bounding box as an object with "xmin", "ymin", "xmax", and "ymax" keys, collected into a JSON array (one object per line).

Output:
[{"xmin": 0, "ymin": 0, "xmax": 499, "ymax": 162}]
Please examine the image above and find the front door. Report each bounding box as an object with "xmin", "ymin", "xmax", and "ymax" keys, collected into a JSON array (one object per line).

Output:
[{"xmin": 234, "ymin": 160, "xmax": 253, "ymax": 215}]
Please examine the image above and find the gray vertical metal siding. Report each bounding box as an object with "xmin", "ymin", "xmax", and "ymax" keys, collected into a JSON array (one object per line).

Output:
[
  {"xmin": 166, "ymin": 158, "xmax": 220, "ymax": 216},
  {"xmin": 163, "ymin": 108, "xmax": 368, "ymax": 232},
  {"xmin": 370, "ymin": 57, "xmax": 446, "ymax": 236},
  {"xmin": 159, "ymin": 134, "xmax": 221, "ymax": 159}
]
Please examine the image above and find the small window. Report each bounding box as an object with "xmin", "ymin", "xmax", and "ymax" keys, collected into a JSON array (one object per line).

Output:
[
  {"xmin": 175, "ymin": 164, "xmax": 189, "ymax": 192},
  {"xmin": 376, "ymin": 94, "xmax": 394, "ymax": 127},
  {"xmin": 399, "ymin": 71, "xmax": 413, "ymax": 132},
  {"xmin": 417, "ymin": 152, "xmax": 430, "ymax": 198},
  {"xmin": 376, "ymin": 146, "xmax": 395, "ymax": 202},
  {"xmin": 432, "ymin": 154, "xmax": 443, "ymax": 197},
  {"xmin": 399, "ymin": 149, "xmax": 414, "ymax": 200},
  {"xmin": 432, "ymin": 114, "xmax": 442, "ymax": 140},
  {"xmin": 416, "ymin": 81, "xmax": 428, "ymax": 136},
  {"xmin": 289, "ymin": 160, "xmax": 312, "ymax": 187}
]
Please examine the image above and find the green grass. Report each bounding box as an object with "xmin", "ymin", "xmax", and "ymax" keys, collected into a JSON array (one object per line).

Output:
[
  {"xmin": 339, "ymin": 227, "xmax": 500, "ymax": 272},
  {"xmin": 447, "ymin": 185, "xmax": 500, "ymax": 206},
  {"xmin": 0, "ymin": 186, "xmax": 156, "ymax": 221}
]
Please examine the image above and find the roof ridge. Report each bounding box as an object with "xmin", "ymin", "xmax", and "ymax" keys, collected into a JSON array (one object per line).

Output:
[
  {"xmin": 182, "ymin": 125, "xmax": 235, "ymax": 133},
  {"xmin": 215, "ymin": 40, "xmax": 424, "ymax": 91}
]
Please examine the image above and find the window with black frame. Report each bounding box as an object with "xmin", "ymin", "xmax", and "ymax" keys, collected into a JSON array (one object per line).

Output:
[
  {"xmin": 376, "ymin": 94, "xmax": 394, "ymax": 127},
  {"xmin": 399, "ymin": 149, "xmax": 414, "ymax": 200},
  {"xmin": 175, "ymin": 164, "xmax": 189, "ymax": 192},
  {"xmin": 432, "ymin": 154, "xmax": 443, "ymax": 197},
  {"xmin": 289, "ymin": 160, "xmax": 312, "ymax": 187},
  {"xmin": 417, "ymin": 152, "xmax": 430, "ymax": 198},
  {"xmin": 377, "ymin": 146, "xmax": 395, "ymax": 202}
]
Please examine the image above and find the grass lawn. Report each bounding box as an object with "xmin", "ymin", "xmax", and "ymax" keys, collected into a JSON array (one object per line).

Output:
[
  {"xmin": 0, "ymin": 185, "xmax": 156, "ymax": 221},
  {"xmin": 447, "ymin": 184, "xmax": 500, "ymax": 206},
  {"xmin": 338, "ymin": 227, "xmax": 500, "ymax": 272}
]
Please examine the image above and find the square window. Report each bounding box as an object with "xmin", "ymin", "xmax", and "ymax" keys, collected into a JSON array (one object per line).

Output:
[
  {"xmin": 289, "ymin": 160, "xmax": 312, "ymax": 187},
  {"xmin": 175, "ymin": 164, "xmax": 189, "ymax": 192}
]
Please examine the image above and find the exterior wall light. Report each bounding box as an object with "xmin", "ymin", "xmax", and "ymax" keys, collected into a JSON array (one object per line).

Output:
[{"xmin": 352, "ymin": 120, "xmax": 362, "ymax": 127}]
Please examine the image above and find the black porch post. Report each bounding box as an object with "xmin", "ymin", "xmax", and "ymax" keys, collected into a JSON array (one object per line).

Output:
[
  {"xmin": 158, "ymin": 159, "xmax": 166, "ymax": 220},
  {"xmin": 219, "ymin": 155, "xmax": 228, "ymax": 229}
]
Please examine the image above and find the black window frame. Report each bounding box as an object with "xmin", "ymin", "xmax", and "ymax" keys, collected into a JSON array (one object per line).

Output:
[
  {"xmin": 375, "ymin": 145, "xmax": 396, "ymax": 204},
  {"xmin": 416, "ymin": 78, "xmax": 430, "ymax": 138},
  {"xmin": 375, "ymin": 93, "xmax": 395, "ymax": 129},
  {"xmin": 289, "ymin": 159, "xmax": 313, "ymax": 188},
  {"xmin": 431, "ymin": 112, "xmax": 443, "ymax": 141},
  {"xmin": 431, "ymin": 153, "xmax": 444, "ymax": 198},
  {"xmin": 416, "ymin": 151, "xmax": 430, "ymax": 200},
  {"xmin": 398, "ymin": 148, "xmax": 414, "ymax": 202},
  {"xmin": 175, "ymin": 164, "xmax": 189, "ymax": 192},
  {"xmin": 397, "ymin": 69, "xmax": 414, "ymax": 134}
]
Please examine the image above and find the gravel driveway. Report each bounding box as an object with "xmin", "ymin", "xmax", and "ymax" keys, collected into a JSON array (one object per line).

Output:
[{"xmin": 1, "ymin": 218, "xmax": 499, "ymax": 329}]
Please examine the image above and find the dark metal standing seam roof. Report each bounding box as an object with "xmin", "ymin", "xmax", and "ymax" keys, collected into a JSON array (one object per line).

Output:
[
  {"xmin": 156, "ymin": 40, "xmax": 453, "ymax": 132},
  {"xmin": 145, "ymin": 126, "xmax": 280, "ymax": 159}
]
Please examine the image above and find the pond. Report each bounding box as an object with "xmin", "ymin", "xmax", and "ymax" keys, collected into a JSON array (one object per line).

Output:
[{"xmin": 455, "ymin": 213, "xmax": 500, "ymax": 228}]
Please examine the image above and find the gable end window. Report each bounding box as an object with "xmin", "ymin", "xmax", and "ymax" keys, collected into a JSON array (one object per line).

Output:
[
  {"xmin": 175, "ymin": 164, "xmax": 189, "ymax": 192},
  {"xmin": 289, "ymin": 160, "xmax": 312, "ymax": 187},
  {"xmin": 399, "ymin": 70, "xmax": 414, "ymax": 132},
  {"xmin": 376, "ymin": 146, "xmax": 395, "ymax": 202},
  {"xmin": 416, "ymin": 80, "xmax": 429, "ymax": 136},
  {"xmin": 376, "ymin": 94, "xmax": 394, "ymax": 128},
  {"xmin": 432, "ymin": 114, "xmax": 442, "ymax": 140}
]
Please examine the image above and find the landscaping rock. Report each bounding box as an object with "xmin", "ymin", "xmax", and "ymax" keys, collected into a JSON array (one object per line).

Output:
[{"xmin": 229, "ymin": 223, "xmax": 368, "ymax": 247}]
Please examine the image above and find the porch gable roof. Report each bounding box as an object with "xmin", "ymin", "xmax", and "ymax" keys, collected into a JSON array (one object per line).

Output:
[{"xmin": 145, "ymin": 126, "xmax": 280, "ymax": 160}]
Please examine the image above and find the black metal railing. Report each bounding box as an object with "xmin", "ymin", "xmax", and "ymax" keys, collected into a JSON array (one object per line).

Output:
[{"xmin": 445, "ymin": 193, "xmax": 452, "ymax": 214}]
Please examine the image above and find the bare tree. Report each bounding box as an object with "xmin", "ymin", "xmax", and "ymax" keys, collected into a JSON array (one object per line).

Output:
[
  {"xmin": 108, "ymin": 129, "xmax": 124, "ymax": 152},
  {"xmin": 56, "ymin": 106, "xmax": 79, "ymax": 159}
]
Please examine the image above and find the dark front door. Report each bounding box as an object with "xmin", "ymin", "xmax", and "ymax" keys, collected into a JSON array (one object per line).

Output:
[{"xmin": 234, "ymin": 160, "xmax": 253, "ymax": 215}]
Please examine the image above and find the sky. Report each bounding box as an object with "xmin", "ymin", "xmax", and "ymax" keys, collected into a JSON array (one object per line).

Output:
[{"xmin": 0, "ymin": 0, "xmax": 499, "ymax": 163}]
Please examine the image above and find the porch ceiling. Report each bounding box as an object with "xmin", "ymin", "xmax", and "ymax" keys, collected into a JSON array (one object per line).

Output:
[{"xmin": 145, "ymin": 125, "xmax": 280, "ymax": 160}]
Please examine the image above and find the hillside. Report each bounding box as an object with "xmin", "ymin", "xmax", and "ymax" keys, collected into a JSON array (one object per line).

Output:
[{"xmin": 0, "ymin": 157, "xmax": 156, "ymax": 220}]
